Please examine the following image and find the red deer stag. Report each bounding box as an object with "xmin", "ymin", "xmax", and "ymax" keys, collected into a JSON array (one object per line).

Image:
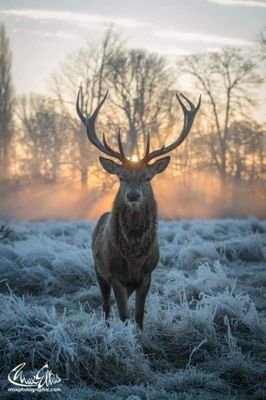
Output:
[{"xmin": 76, "ymin": 89, "xmax": 201, "ymax": 329}]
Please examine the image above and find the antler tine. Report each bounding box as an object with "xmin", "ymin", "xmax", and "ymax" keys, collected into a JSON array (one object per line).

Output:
[
  {"xmin": 196, "ymin": 94, "xmax": 201, "ymax": 111},
  {"xmin": 176, "ymin": 92, "xmax": 188, "ymax": 114},
  {"xmin": 145, "ymin": 92, "xmax": 201, "ymax": 162},
  {"xmin": 86, "ymin": 90, "xmax": 109, "ymax": 135},
  {"xmin": 102, "ymin": 131, "xmax": 126, "ymax": 161},
  {"xmin": 102, "ymin": 132, "xmax": 115, "ymax": 153},
  {"xmin": 143, "ymin": 132, "xmax": 150, "ymax": 160},
  {"xmin": 76, "ymin": 89, "xmax": 126, "ymax": 163},
  {"xmin": 180, "ymin": 92, "xmax": 201, "ymax": 112},
  {"xmin": 117, "ymin": 128, "xmax": 126, "ymax": 159},
  {"xmin": 76, "ymin": 87, "xmax": 86, "ymax": 125}
]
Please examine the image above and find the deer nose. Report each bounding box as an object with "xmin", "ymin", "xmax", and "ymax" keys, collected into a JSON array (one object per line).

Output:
[{"xmin": 126, "ymin": 190, "xmax": 140, "ymax": 203}]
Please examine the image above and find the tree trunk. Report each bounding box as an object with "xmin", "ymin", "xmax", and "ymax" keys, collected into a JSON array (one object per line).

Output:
[
  {"xmin": 128, "ymin": 125, "xmax": 138, "ymax": 158},
  {"xmin": 81, "ymin": 168, "xmax": 88, "ymax": 186}
]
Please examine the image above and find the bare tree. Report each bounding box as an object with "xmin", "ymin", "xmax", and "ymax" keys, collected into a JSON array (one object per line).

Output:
[
  {"xmin": 179, "ymin": 48, "xmax": 263, "ymax": 187},
  {"xmin": 228, "ymin": 120, "xmax": 265, "ymax": 182},
  {"xmin": 106, "ymin": 49, "xmax": 175, "ymax": 158},
  {"xmin": 18, "ymin": 94, "xmax": 69, "ymax": 183},
  {"xmin": 258, "ymin": 26, "xmax": 266, "ymax": 61},
  {"xmin": 50, "ymin": 27, "xmax": 122, "ymax": 185},
  {"xmin": 0, "ymin": 24, "xmax": 13, "ymax": 179}
]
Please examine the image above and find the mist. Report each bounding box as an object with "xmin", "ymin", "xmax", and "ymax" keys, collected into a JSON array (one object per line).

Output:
[
  {"xmin": 0, "ymin": 173, "xmax": 265, "ymax": 221},
  {"xmin": 0, "ymin": 23, "xmax": 265, "ymax": 222}
]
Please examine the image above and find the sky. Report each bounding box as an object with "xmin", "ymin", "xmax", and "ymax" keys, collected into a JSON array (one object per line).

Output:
[{"xmin": 0, "ymin": 0, "xmax": 265, "ymax": 95}]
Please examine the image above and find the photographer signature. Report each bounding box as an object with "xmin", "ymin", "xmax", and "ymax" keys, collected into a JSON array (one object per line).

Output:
[{"xmin": 8, "ymin": 362, "xmax": 61, "ymax": 388}]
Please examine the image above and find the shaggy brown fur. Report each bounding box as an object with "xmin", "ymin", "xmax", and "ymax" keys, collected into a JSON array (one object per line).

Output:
[
  {"xmin": 76, "ymin": 87, "xmax": 200, "ymax": 329},
  {"xmin": 92, "ymin": 157, "xmax": 169, "ymax": 329}
]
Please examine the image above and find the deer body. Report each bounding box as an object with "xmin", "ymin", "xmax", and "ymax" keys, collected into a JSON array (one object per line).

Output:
[
  {"xmin": 92, "ymin": 181, "xmax": 159, "ymax": 328},
  {"xmin": 76, "ymin": 87, "xmax": 200, "ymax": 329}
]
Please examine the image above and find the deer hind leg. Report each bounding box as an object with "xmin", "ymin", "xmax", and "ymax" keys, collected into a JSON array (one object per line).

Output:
[
  {"xmin": 96, "ymin": 271, "xmax": 111, "ymax": 320},
  {"xmin": 135, "ymin": 274, "xmax": 151, "ymax": 330},
  {"xmin": 112, "ymin": 279, "xmax": 129, "ymax": 323}
]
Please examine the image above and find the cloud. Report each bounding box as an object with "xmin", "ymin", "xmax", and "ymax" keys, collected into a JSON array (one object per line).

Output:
[
  {"xmin": 207, "ymin": 0, "xmax": 266, "ymax": 8},
  {"xmin": 0, "ymin": 9, "xmax": 144, "ymax": 29},
  {"xmin": 40, "ymin": 31, "xmax": 78, "ymax": 40},
  {"xmin": 11, "ymin": 28, "xmax": 78, "ymax": 40},
  {"xmin": 152, "ymin": 30, "xmax": 253, "ymax": 46},
  {"xmin": 206, "ymin": 47, "xmax": 224, "ymax": 53},
  {"xmin": 149, "ymin": 46, "xmax": 191, "ymax": 56},
  {"xmin": 47, "ymin": 31, "xmax": 78, "ymax": 40}
]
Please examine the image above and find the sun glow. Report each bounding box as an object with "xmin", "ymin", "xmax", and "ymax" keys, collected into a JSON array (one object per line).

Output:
[{"xmin": 130, "ymin": 154, "xmax": 139, "ymax": 162}]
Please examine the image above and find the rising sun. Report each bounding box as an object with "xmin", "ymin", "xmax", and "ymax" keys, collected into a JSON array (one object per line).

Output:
[{"xmin": 131, "ymin": 154, "xmax": 139, "ymax": 162}]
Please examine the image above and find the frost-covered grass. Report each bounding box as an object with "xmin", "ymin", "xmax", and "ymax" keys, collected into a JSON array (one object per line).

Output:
[{"xmin": 0, "ymin": 218, "xmax": 265, "ymax": 400}]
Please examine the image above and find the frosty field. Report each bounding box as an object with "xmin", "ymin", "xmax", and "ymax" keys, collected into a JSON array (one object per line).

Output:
[{"xmin": 0, "ymin": 218, "xmax": 265, "ymax": 400}]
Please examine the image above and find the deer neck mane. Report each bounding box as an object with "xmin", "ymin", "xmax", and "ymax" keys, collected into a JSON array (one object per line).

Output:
[{"xmin": 110, "ymin": 191, "xmax": 157, "ymax": 257}]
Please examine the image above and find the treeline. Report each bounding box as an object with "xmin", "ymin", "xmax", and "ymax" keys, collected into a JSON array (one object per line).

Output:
[{"xmin": 0, "ymin": 25, "xmax": 265, "ymax": 191}]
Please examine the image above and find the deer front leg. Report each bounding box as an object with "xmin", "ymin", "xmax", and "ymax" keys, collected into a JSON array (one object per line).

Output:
[
  {"xmin": 135, "ymin": 274, "xmax": 151, "ymax": 330},
  {"xmin": 112, "ymin": 279, "xmax": 129, "ymax": 323},
  {"xmin": 96, "ymin": 270, "xmax": 111, "ymax": 320}
]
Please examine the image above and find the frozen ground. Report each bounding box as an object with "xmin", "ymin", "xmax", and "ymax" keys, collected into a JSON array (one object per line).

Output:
[{"xmin": 0, "ymin": 218, "xmax": 265, "ymax": 400}]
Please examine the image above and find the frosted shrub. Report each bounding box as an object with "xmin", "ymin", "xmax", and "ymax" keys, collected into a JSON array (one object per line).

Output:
[
  {"xmin": 0, "ymin": 219, "xmax": 265, "ymax": 399},
  {"xmin": 0, "ymin": 293, "xmax": 151, "ymax": 388},
  {"xmin": 70, "ymin": 314, "xmax": 151, "ymax": 386}
]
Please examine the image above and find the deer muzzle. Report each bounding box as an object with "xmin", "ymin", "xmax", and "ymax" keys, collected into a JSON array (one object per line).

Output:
[{"xmin": 126, "ymin": 189, "xmax": 142, "ymax": 204}]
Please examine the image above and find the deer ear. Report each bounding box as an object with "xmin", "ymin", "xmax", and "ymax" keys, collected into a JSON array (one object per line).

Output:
[
  {"xmin": 99, "ymin": 157, "xmax": 122, "ymax": 175},
  {"xmin": 148, "ymin": 156, "xmax": 170, "ymax": 176}
]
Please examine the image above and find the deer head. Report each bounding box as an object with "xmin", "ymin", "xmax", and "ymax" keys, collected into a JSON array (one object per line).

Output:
[{"xmin": 76, "ymin": 88, "xmax": 201, "ymax": 207}]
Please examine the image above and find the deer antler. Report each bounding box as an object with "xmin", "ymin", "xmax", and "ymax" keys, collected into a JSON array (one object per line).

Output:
[
  {"xmin": 76, "ymin": 87, "xmax": 127, "ymax": 163},
  {"xmin": 143, "ymin": 92, "xmax": 201, "ymax": 163},
  {"xmin": 77, "ymin": 88, "xmax": 201, "ymax": 165}
]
